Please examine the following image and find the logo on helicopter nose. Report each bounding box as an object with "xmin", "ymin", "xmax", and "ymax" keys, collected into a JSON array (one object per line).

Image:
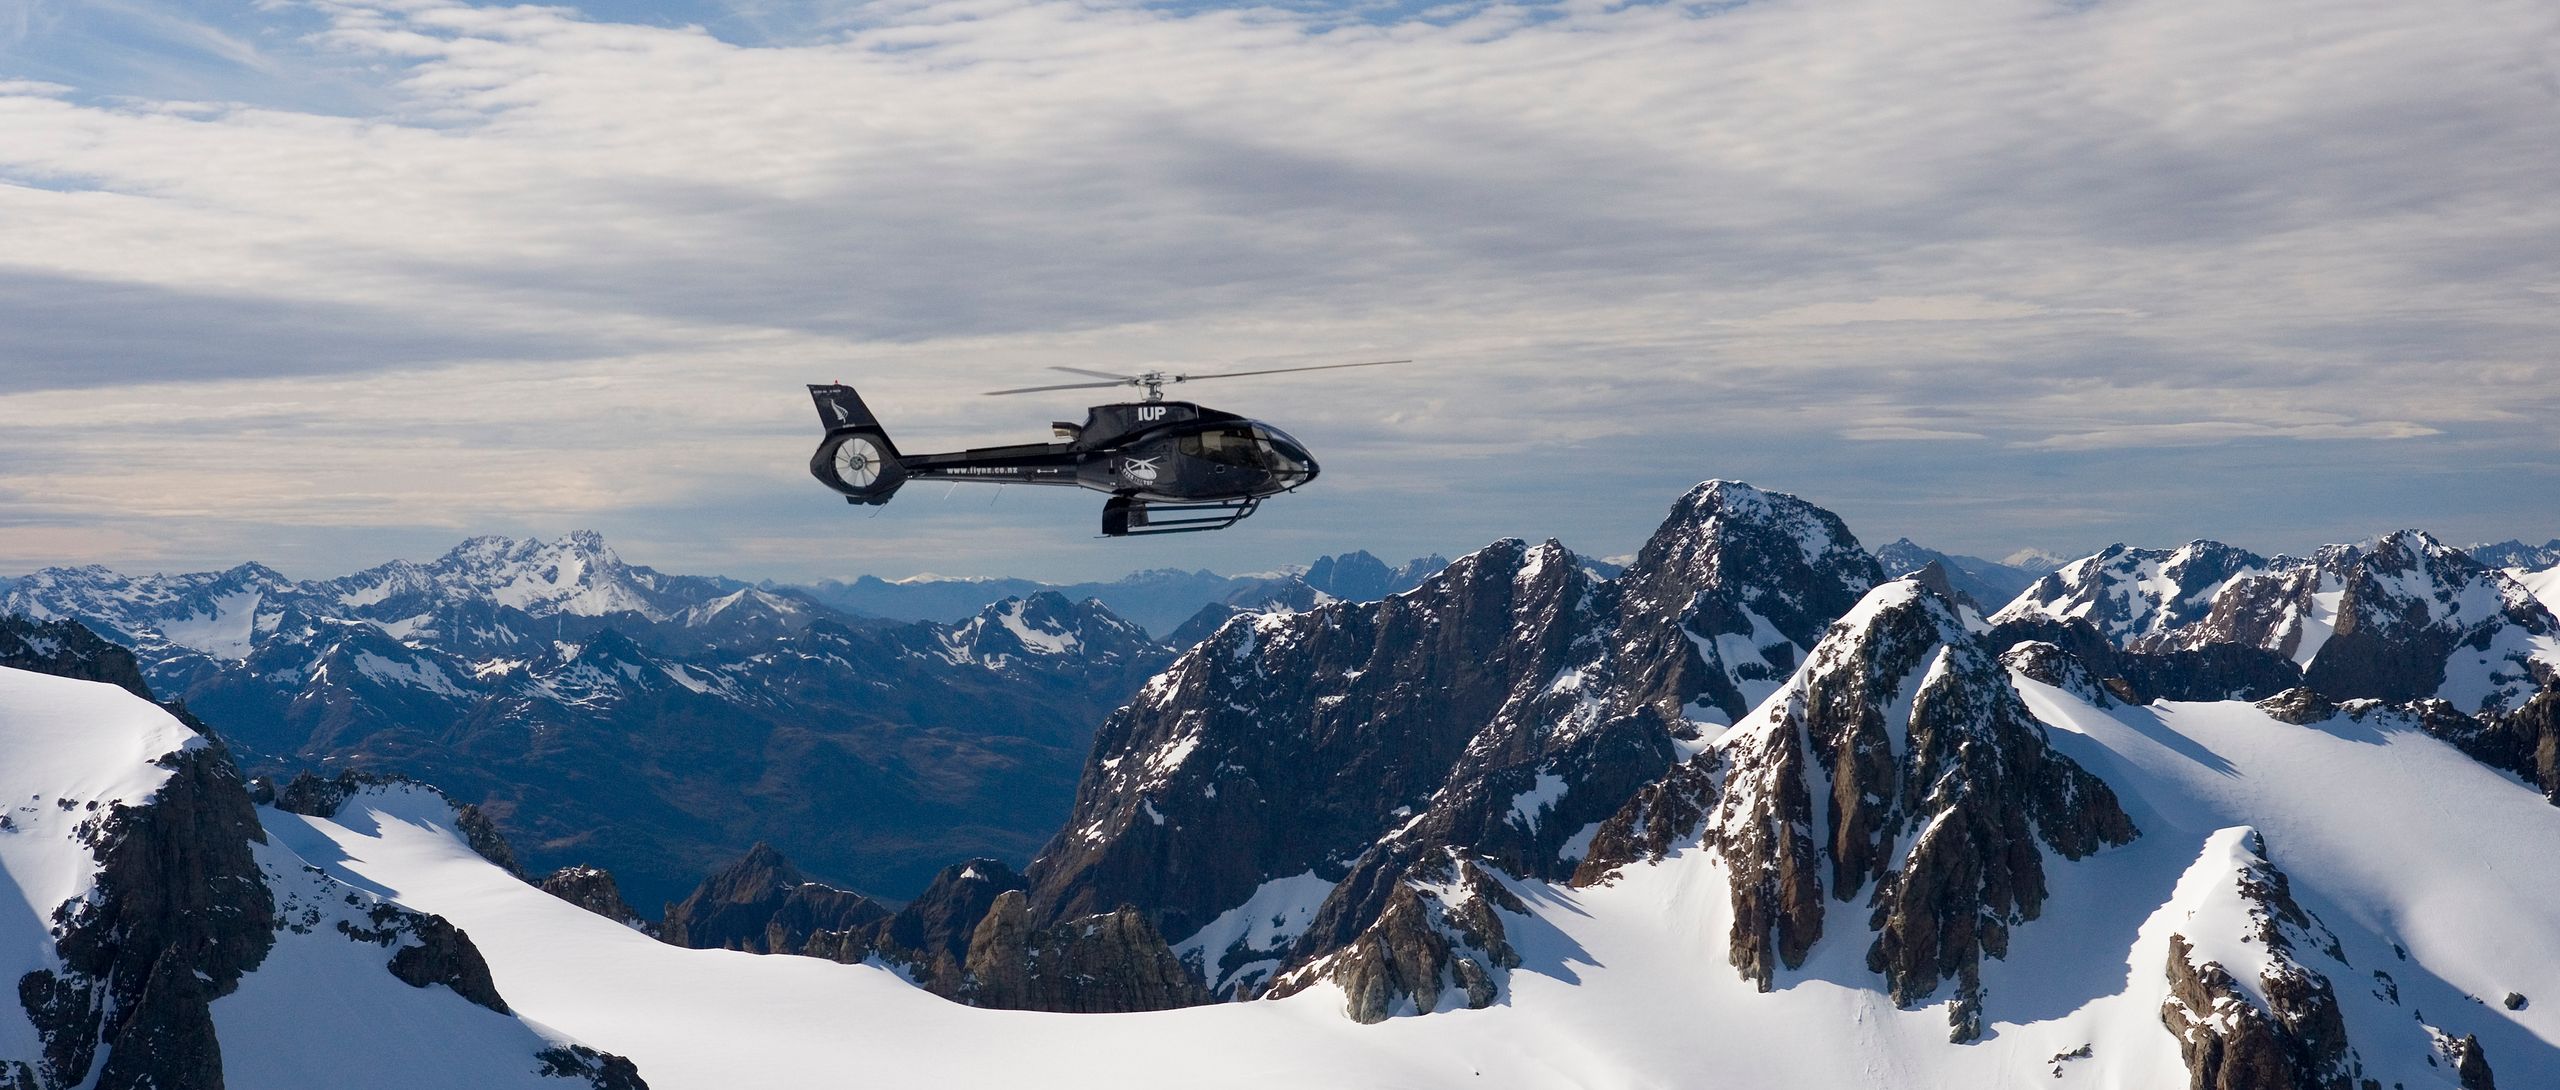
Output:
[{"xmin": 1121, "ymin": 456, "xmax": 1161, "ymax": 484}]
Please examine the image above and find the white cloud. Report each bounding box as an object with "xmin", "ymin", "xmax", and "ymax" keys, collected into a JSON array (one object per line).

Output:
[
  {"xmin": 0, "ymin": 0, "xmax": 2555, "ymax": 578},
  {"xmin": 1842, "ymin": 426, "xmax": 1987, "ymax": 442},
  {"xmin": 2020, "ymin": 419, "xmax": 2444, "ymax": 451}
]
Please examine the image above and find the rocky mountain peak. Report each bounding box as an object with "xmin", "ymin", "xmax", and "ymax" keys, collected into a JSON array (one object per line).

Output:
[
  {"xmin": 1302, "ymin": 550, "xmax": 1394, "ymax": 600},
  {"xmin": 414, "ymin": 531, "xmax": 667, "ymax": 620},
  {"xmin": 1613, "ymin": 479, "xmax": 1883, "ymax": 724},
  {"xmin": 658, "ymin": 842, "xmax": 887, "ymax": 954},
  {"xmin": 1709, "ymin": 576, "xmax": 2138, "ymax": 1039},
  {"xmin": 1994, "ymin": 540, "xmax": 2272, "ymax": 645},
  {"xmin": 945, "ymin": 591, "xmax": 1153, "ymax": 670}
]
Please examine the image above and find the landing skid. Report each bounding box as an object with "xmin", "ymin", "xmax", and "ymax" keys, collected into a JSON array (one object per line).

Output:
[{"xmin": 1103, "ymin": 495, "xmax": 1263, "ymax": 537}]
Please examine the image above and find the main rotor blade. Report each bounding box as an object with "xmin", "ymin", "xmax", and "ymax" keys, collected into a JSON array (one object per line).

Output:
[
  {"xmin": 1172, "ymin": 359, "xmax": 1413, "ymax": 383},
  {"xmin": 1048, "ymin": 366, "xmax": 1138, "ymax": 381},
  {"xmin": 983, "ymin": 380, "xmax": 1131, "ymax": 396}
]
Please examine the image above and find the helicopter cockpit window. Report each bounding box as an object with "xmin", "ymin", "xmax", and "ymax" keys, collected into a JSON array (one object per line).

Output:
[{"xmin": 1180, "ymin": 428, "xmax": 1268, "ymax": 469}]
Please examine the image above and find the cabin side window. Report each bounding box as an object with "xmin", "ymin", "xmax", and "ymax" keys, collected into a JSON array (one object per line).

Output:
[{"xmin": 1181, "ymin": 428, "xmax": 1265, "ymax": 469}]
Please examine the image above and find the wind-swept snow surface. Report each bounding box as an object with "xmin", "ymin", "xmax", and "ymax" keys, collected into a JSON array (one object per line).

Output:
[{"xmin": 266, "ymin": 684, "xmax": 2560, "ymax": 1088}]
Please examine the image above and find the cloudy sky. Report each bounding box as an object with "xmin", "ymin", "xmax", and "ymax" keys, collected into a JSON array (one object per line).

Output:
[{"xmin": 2, "ymin": 0, "xmax": 2554, "ymax": 584}]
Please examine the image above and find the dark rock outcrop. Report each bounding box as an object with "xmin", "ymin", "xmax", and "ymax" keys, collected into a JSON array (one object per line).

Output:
[
  {"xmin": 542, "ymin": 866, "xmax": 649, "ymax": 930},
  {"xmin": 803, "ymin": 858, "xmax": 1026, "ymax": 994},
  {"xmin": 385, "ymin": 913, "xmax": 510, "ymax": 1014},
  {"xmin": 535, "ymin": 1045, "xmax": 652, "ymax": 1090},
  {"xmin": 20, "ymin": 731, "xmax": 275, "ymax": 1090},
  {"xmin": 1, "ymin": 622, "xmax": 275, "ymax": 1089},
  {"xmin": 1711, "ymin": 579, "xmax": 2138, "ymax": 1040},
  {"xmin": 1571, "ymin": 754, "xmax": 1720, "ymax": 886},
  {"xmin": 2452, "ymin": 1034, "xmax": 2496, "ymax": 1090},
  {"xmin": 958, "ymin": 891, "xmax": 1211, "ymax": 1013},
  {"xmin": 1269, "ymin": 850, "xmax": 1525, "ymax": 1023},
  {"xmin": 0, "ymin": 614, "xmax": 154, "ymax": 699},
  {"xmin": 455, "ymin": 803, "xmax": 523, "ymax": 876},
  {"xmin": 2159, "ymin": 830, "xmax": 2367, "ymax": 1090},
  {"xmin": 658, "ymin": 842, "xmax": 888, "ymax": 954},
  {"xmin": 2256, "ymin": 687, "xmax": 2339, "ymax": 726}
]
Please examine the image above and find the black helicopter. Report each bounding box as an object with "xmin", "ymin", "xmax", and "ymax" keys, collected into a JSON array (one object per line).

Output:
[{"xmin": 807, "ymin": 361, "xmax": 1405, "ymax": 536}]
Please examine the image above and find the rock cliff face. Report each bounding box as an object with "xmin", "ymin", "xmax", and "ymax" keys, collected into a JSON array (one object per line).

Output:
[
  {"xmin": 800, "ymin": 858, "xmax": 1027, "ymax": 992},
  {"xmin": 20, "ymin": 734, "xmax": 275, "ymax": 1090},
  {"xmin": 2160, "ymin": 830, "xmax": 2369, "ymax": 1090},
  {"xmin": 1707, "ymin": 579, "xmax": 2138, "ymax": 1040},
  {"xmin": 1024, "ymin": 482, "xmax": 1885, "ymax": 1014},
  {"xmin": 1268, "ymin": 850, "xmax": 1525, "ymax": 1023},
  {"xmin": 657, "ymin": 843, "xmax": 888, "ymax": 954},
  {"xmin": 1025, "ymin": 538, "xmax": 1626, "ymax": 942},
  {"xmin": 1610, "ymin": 481, "xmax": 1886, "ymax": 726},
  {"xmin": 957, "ymin": 891, "xmax": 1211, "ymax": 1013},
  {"xmin": 1569, "ymin": 755, "xmax": 1720, "ymax": 885}
]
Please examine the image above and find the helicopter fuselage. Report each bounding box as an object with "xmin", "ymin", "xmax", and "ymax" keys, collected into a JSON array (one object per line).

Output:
[{"xmin": 807, "ymin": 385, "xmax": 1320, "ymax": 535}]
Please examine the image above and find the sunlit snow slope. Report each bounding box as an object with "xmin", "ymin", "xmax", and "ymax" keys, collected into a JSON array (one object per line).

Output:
[
  {"xmin": 269, "ymin": 683, "xmax": 2560, "ymax": 1088},
  {"xmin": 0, "ymin": 666, "xmax": 635, "ymax": 1089}
]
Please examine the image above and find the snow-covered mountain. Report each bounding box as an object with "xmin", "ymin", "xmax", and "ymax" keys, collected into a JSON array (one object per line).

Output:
[
  {"xmin": 18, "ymin": 563, "xmax": 2557, "ymax": 1087},
  {"xmin": 9, "ymin": 484, "xmax": 2559, "ymax": 1088},
  {"xmin": 0, "ymin": 650, "xmax": 642, "ymax": 1090},
  {"xmin": 1, "ymin": 536, "xmax": 1171, "ymax": 904},
  {"xmin": 1992, "ymin": 532, "xmax": 2559, "ymax": 713}
]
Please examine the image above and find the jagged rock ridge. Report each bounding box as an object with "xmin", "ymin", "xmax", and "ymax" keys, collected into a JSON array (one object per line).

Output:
[
  {"xmin": 1702, "ymin": 578, "xmax": 2139, "ymax": 1040},
  {"xmin": 1996, "ymin": 532, "xmax": 2559, "ymax": 713},
  {"xmin": 1025, "ymin": 481, "xmax": 1886, "ymax": 1015}
]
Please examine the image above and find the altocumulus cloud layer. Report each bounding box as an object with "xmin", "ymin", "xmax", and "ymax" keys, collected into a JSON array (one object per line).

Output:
[{"xmin": 0, "ymin": 0, "xmax": 2554, "ymax": 582}]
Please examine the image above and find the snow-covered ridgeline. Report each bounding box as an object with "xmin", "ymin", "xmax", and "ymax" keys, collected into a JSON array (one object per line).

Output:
[
  {"xmin": 223, "ymin": 643, "xmax": 2560, "ymax": 1088},
  {"xmin": 1993, "ymin": 531, "xmax": 2560, "ymax": 713}
]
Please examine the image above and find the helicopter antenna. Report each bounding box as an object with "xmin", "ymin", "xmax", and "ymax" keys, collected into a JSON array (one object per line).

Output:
[{"xmin": 983, "ymin": 359, "xmax": 1411, "ymax": 401}]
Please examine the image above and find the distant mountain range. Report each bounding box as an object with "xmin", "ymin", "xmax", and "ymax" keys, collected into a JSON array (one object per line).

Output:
[
  {"xmin": 789, "ymin": 549, "xmax": 1451, "ymax": 636},
  {"xmin": 0, "ymin": 537, "xmax": 1439, "ymax": 905}
]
